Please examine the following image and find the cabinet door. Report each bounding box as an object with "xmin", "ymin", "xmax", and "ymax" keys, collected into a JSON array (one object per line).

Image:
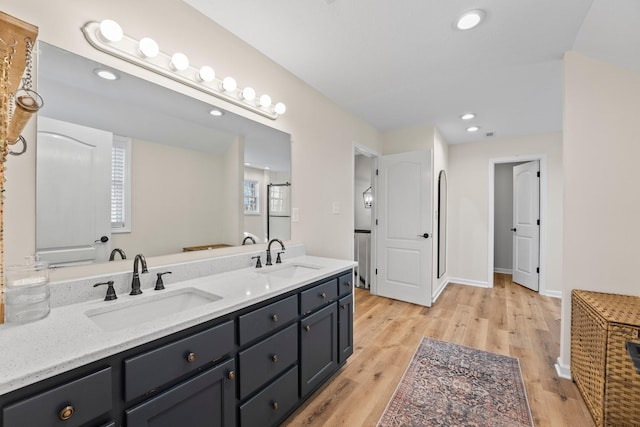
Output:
[
  {"xmin": 300, "ymin": 303, "xmax": 338, "ymax": 397},
  {"xmin": 125, "ymin": 359, "xmax": 236, "ymax": 427},
  {"xmin": 338, "ymin": 294, "xmax": 354, "ymax": 364}
]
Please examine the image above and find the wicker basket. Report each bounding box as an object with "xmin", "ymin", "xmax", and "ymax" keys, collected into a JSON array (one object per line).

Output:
[{"xmin": 571, "ymin": 290, "xmax": 640, "ymax": 427}]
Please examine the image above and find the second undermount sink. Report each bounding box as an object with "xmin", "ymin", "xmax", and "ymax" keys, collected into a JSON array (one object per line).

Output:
[
  {"xmin": 259, "ymin": 263, "xmax": 322, "ymax": 279},
  {"xmin": 85, "ymin": 288, "xmax": 222, "ymax": 332}
]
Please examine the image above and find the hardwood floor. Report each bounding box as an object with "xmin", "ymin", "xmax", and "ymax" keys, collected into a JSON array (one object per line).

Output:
[{"xmin": 283, "ymin": 273, "xmax": 594, "ymax": 427}]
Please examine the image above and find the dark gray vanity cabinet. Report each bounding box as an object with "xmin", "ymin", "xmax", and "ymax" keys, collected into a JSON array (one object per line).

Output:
[
  {"xmin": 2, "ymin": 367, "xmax": 112, "ymax": 427},
  {"xmin": 0, "ymin": 268, "xmax": 354, "ymax": 427},
  {"xmin": 300, "ymin": 302, "xmax": 339, "ymax": 397},
  {"xmin": 338, "ymin": 294, "xmax": 354, "ymax": 364},
  {"xmin": 125, "ymin": 358, "xmax": 236, "ymax": 427}
]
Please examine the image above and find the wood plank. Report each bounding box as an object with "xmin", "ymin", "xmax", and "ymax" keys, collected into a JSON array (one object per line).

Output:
[{"xmin": 283, "ymin": 275, "xmax": 595, "ymax": 427}]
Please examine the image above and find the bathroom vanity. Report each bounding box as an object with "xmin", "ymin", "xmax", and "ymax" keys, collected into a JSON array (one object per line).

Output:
[{"xmin": 0, "ymin": 254, "xmax": 355, "ymax": 427}]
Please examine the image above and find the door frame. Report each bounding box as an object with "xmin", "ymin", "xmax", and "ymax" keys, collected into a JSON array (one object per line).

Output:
[
  {"xmin": 353, "ymin": 142, "xmax": 379, "ymax": 294},
  {"xmin": 488, "ymin": 154, "xmax": 547, "ymax": 294}
]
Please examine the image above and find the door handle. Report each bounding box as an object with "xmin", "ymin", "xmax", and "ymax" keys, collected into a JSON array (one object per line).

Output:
[
  {"xmin": 510, "ymin": 228, "xmax": 516, "ymax": 232},
  {"xmin": 417, "ymin": 233, "xmax": 430, "ymax": 239},
  {"xmin": 95, "ymin": 236, "xmax": 109, "ymax": 243}
]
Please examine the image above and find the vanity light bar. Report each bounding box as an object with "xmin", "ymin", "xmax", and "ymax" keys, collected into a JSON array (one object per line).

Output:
[{"xmin": 82, "ymin": 20, "xmax": 286, "ymax": 120}]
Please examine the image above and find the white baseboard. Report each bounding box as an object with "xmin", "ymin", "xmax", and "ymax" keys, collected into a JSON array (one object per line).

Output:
[
  {"xmin": 447, "ymin": 277, "xmax": 491, "ymax": 288},
  {"xmin": 542, "ymin": 290, "xmax": 562, "ymax": 299},
  {"xmin": 555, "ymin": 357, "xmax": 572, "ymax": 380},
  {"xmin": 432, "ymin": 278, "xmax": 450, "ymax": 303},
  {"xmin": 494, "ymin": 268, "xmax": 512, "ymax": 274}
]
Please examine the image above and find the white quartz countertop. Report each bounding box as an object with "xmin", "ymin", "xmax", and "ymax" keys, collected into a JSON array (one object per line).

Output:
[{"xmin": 0, "ymin": 255, "xmax": 356, "ymax": 395}]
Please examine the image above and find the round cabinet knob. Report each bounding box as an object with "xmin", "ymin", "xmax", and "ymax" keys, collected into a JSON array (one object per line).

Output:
[
  {"xmin": 59, "ymin": 405, "xmax": 75, "ymax": 421},
  {"xmin": 271, "ymin": 354, "xmax": 279, "ymax": 363},
  {"xmin": 186, "ymin": 352, "xmax": 196, "ymax": 363},
  {"xmin": 228, "ymin": 370, "xmax": 236, "ymax": 380},
  {"xmin": 271, "ymin": 314, "xmax": 278, "ymax": 322},
  {"xmin": 272, "ymin": 401, "xmax": 279, "ymax": 410},
  {"xmin": 305, "ymin": 325, "xmax": 311, "ymax": 332},
  {"xmin": 321, "ymin": 292, "xmax": 326, "ymax": 299}
]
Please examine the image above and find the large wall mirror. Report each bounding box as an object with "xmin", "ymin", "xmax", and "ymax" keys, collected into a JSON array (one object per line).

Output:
[{"xmin": 35, "ymin": 42, "xmax": 291, "ymax": 266}]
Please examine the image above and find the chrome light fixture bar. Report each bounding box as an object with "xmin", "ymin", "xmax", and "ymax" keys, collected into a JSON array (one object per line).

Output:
[{"xmin": 82, "ymin": 20, "xmax": 286, "ymax": 120}]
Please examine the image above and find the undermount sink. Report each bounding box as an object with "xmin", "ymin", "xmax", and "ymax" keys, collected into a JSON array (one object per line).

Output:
[
  {"xmin": 85, "ymin": 288, "xmax": 222, "ymax": 332},
  {"xmin": 258, "ymin": 263, "xmax": 322, "ymax": 279}
]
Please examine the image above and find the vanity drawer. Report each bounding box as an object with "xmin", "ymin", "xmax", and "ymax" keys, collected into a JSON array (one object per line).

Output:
[
  {"xmin": 240, "ymin": 366, "xmax": 299, "ymax": 427},
  {"xmin": 2, "ymin": 367, "xmax": 112, "ymax": 427},
  {"xmin": 337, "ymin": 272, "xmax": 353, "ymax": 297},
  {"xmin": 239, "ymin": 323, "xmax": 298, "ymax": 399},
  {"xmin": 124, "ymin": 320, "xmax": 234, "ymax": 402},
  {"xmin": 239, "ymin": 295, "xmax": 298, "ymax": 345},
  {"xmin": 300, "ymin": 279, "xmax": 338, "ymax": 314}
]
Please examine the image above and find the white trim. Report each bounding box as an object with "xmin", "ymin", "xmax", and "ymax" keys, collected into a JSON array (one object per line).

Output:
[
  {"xmin": 447, "ymin": 277, "xmax": 490, "ymax": 288},
  {"xmin": 432, "ymin": 277, "xmax": 450, "ymax": 302},
  {"xmin": 542, "ymin": 290, "xmax": 562, "ymax": 299},
  {"xmin": 494, "ymin": 268, "xmax": 512, "ymax": 274},
  {"xmin": 554, "ymin": 357, "xmax": 572, "ymax": 380},
  {"xmin": 488, "ymin": 155, "xmax": 548, "ymax": 294},
  {"xmin": 353, "ymin": 142, "xmax": 380, "ymax": 294},
  {"xmin": 111, "ymin": 135, "xmax": 132, "ymax": 233}
]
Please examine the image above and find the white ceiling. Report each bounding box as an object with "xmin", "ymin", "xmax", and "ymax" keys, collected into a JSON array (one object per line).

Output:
[{"xmin": 184, "ymin": 0, "xmax": 640, "ymax": 144}]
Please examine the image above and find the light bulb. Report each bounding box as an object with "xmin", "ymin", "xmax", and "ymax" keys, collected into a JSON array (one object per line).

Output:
[
  {"xmin": 456, "ymin": 10, "xmax": 485, "ymax": 30},
  {"xmin": 99, "ymin": 19, "xmax": 123, "ymax": 43},
  {"xmin": 274, "ymin": 102, "xmax": 287, "ymax": 115},
  {"xmin": 138, "ymin": 37, "xmax": 159, "ymax": 58},
  {"xmin": 241, "ymin": 87, "xmax": 256, "ymax": 101},
  {"xmin": 170, "ymin": 53, "xmax": 189, "ymax": 71},
  {"xmin": 222, "ymin": 77, "xmax": 237, "ymax": 92},
  {"xmin": 198, "ymin": 66, "xmax": 216, "ymax": 82},
  {"xmin": 259, "ymin": 94, "xmax": 272, "ymax": 108}
]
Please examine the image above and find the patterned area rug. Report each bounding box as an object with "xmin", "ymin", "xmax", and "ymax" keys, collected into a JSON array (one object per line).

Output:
[{"xmin": 378, "ymin": 337, "xmax": 533, "ymax": 427}]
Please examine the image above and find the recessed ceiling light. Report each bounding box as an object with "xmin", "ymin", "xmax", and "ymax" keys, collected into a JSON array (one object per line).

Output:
[
  {"xmin": 461, "ymin": 113, "xmax": 475, "ymax": 120},
  {"xmin": 94, "ymin": 68, "xmax": 119, "ymax": 80},
  {"xmin": 264, "ymin": 166, "xmax": 270, "ymax": 170},
  {"xmin": 466, "ymin": 126, "xmax": 480, "ymax": 132},
  {"xmin": 244, "ymin": 162, "xmax": 251, "ymax": 166},
  {"xmin": 455, "ymin": 10, "xmax": 485, "ymax": 30},
  {"xmin": 209, "ymin": 109, "xmax": 223, "ymax": 117}
]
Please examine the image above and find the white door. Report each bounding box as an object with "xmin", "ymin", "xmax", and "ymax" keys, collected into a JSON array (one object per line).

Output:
[
  {"xmin": 36, "ymin": 116, "xmax": 112, "ymax": 266},
  {"xmin": 512, "ymin": 161, "xmax": 539, "ymax": 291},
  {"xmin": 376, "ymin": 150, "xmax": 432, "ymax": 307}
]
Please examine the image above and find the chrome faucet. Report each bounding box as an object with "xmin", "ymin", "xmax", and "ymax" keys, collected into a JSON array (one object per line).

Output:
[
  {"xmin": 266, "ymin": 239, "xmax": 285, "ymax": 266},
  {"xmin": 109, "ymin": 248, "xmax": 127, "ymax": 261},
  {"xmin": 242, "ymin": 236, "xmax": 256, "ymax": 245},
  {"xmin": 130, "ymin": 254, "xmax": 148, "ymax": 295}
]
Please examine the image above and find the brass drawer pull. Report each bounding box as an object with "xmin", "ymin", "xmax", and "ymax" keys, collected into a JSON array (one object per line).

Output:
[
  {"xmin": 272, "ymin": 401, "xmax": 279, "ymax": 410},
  {"xmin": 272, "ymin": 314, "xmax": 278, "ymax": 322},
  {"xmin": 272, "ymin": 354, "xmax": 278, "ymax": 363},
  {"xmin": 186, "ymin": 352, "xmax": 196, "ymax": 363},
  {"xmin": 305, "ymin": 325, "xmax": 311, "ymax": 332},
  {"xmin": 228, "ymin": 370, "xmax": 236, "ymax": 380},
  {"xmin": 321, "ymin": 292, "xmax": 326, "ymax": 299},
  {"xmin": 59, "ymin": 405, "xmax": 75, "ymax": 421}
]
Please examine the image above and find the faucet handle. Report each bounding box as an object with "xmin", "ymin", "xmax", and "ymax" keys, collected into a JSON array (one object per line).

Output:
[
  {"xmin": 251, "ymin": 255, "xmax": 262, "ymax": 268},
  {"xmin": 276, "ymin": 251, "xmax": 285, "ymax": 264},
  {"xmin": 155, "ymin": 271, "xmax": 172, "ymax": 290},
  {"xmin": 94, "ymin": 281, "xmax": 117, "ymax": 301}
]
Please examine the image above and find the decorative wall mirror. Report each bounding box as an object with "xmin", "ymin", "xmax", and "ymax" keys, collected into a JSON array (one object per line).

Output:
[
  {"xmin": 34, "ymin": 41, "xmax": 291, "ymax": 266},
  {"xmin": 437, "ymin": 170, "xmax": 447, "ymax": 278}
]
